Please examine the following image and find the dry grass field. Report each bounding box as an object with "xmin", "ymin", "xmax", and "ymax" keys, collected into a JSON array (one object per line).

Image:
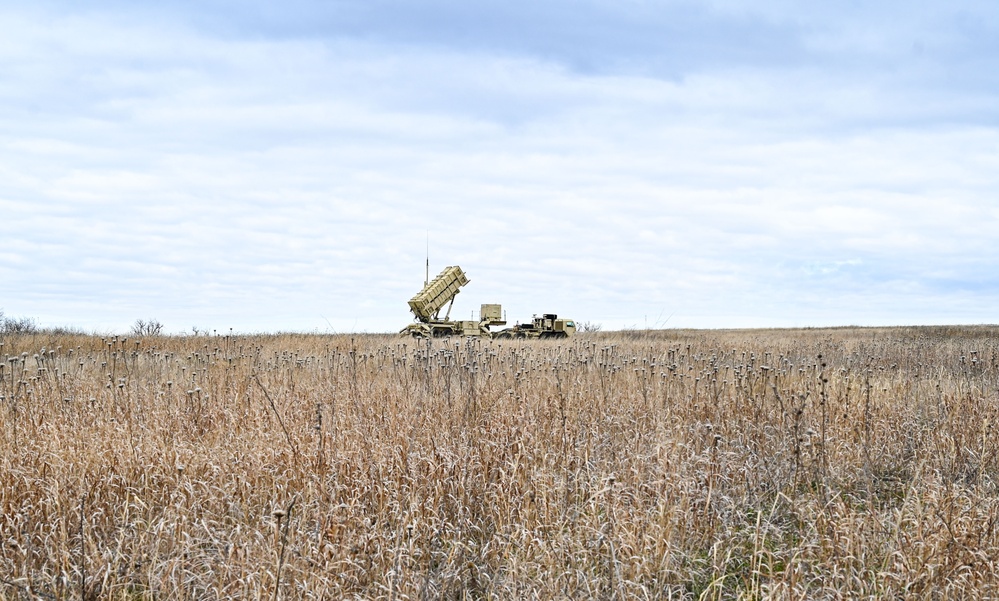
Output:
[{"xmin": 3, "ymin": 326, "xmax": 999, "ymax": 599}]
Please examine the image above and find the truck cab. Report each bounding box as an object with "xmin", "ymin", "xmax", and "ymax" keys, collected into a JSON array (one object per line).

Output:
[{"xmin": 535, "ymin": 314, "xmax": 576, "ymax": 337}]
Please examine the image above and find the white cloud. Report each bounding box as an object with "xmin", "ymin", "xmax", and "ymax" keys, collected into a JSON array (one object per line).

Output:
[{"xmin": 1, "ymin": 3, "xmax": 999, "ymax": 332}]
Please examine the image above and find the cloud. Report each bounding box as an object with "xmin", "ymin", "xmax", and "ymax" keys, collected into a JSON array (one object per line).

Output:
[{"xmin": 1, "ymin": 2, "xmax": 999, "ymax": 332}]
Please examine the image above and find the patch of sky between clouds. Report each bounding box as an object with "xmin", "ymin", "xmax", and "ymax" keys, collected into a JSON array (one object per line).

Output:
[
  {"xmin": 5, "ymin": 9, "xmax": 997, "ymax": 172},
  {"xmin": 7, "ymin": 3, "xmax": 999, "ymax": 135},
  {"xmin": 130, "ymin": 0, "xmax": 809, "ymax": 77}
]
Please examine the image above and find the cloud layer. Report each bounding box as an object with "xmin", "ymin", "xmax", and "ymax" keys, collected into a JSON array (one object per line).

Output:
[{"xmin": 2, "ymin": 1, "xmax": 999, "ymax": 332}]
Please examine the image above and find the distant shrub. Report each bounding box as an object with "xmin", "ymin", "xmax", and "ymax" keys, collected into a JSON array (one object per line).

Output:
[
  {"xmin": 1, "ymin": 313, "xmax": 39, "ymax": 334},
  {"xmin": 131, "ymin": 318, "xmax": 165, "ymax": 337}
]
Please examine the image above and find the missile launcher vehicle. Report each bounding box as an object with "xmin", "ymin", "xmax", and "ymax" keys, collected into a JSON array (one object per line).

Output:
[
  {"xmin": 399, "ymin": 264, "xmax": 575, "ymax": 339},
  {"xmin": 400, "ymin": 266, "xmax": 505, "ymax": 338}
]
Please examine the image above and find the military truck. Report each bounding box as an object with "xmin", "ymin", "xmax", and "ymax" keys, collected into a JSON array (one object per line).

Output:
[
  {"xmin": 494, "ymin": 313, "xmax": 577, "ymax": 339},
  {"xmin": 400, "ymin": 266, "xmax": 506, "ymax": 338}
]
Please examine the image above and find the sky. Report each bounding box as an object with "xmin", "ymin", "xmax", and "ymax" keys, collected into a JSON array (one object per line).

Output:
[{"xmin": 2, "ymin": 1, "xmax": 999, "ymax": 334}]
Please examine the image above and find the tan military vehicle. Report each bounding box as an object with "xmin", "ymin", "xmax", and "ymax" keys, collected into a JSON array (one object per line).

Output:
[
  {"xmin": 494, "ymin": 313, "xmax": 577, "ymax": 339},
  {"xmin": 400, "ymin": 266, "xmax": 505, "ymax": 338},
  {"xmin": 400, "ymin": 265, "xmax": 576, "ymax": 339}
]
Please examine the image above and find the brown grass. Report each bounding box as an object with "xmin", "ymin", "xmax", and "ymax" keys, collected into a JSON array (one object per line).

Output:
[{"xmin": 2, "ymin": 326, "xmax": 999, "ymax": 599}]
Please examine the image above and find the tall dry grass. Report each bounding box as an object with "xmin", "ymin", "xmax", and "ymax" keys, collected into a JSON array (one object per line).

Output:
[{"xmin": 2, "ymin": 326, "xmax": 999, "ymax": 599}]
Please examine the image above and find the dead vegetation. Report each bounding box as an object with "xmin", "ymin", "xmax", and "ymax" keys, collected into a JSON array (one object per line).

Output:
[{"xmin": 2, "ymin": 326, "xmax": 999, "ymax": 599}]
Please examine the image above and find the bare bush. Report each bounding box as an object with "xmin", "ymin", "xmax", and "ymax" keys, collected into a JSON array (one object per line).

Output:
[
  {"xmin": 130, "ymin": 318, "xmax": 164, "ymax": 337},
  {"xmin": 0, "ymin": 313, "xmax": 38, "ymax": 334}
]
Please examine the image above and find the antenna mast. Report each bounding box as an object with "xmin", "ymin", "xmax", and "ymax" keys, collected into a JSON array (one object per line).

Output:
[{"xmin": 425, "ymin": 231, "xmax": 429, "ymax": 287}]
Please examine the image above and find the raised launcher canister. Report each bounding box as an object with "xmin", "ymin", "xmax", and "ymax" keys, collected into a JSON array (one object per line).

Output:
[
  {"xmin": 407, "ymin": 265, "xmax": 469, "ymax": 323},
  {"xmin": 400, "ymin": 266, "xmax": 502, "ymax": 338}
]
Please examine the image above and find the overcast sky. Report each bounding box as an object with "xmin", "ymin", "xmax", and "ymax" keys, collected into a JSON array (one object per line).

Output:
[{"xmin": 2, "ymin": 1, "xmax": 998, "ymax": 333}]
